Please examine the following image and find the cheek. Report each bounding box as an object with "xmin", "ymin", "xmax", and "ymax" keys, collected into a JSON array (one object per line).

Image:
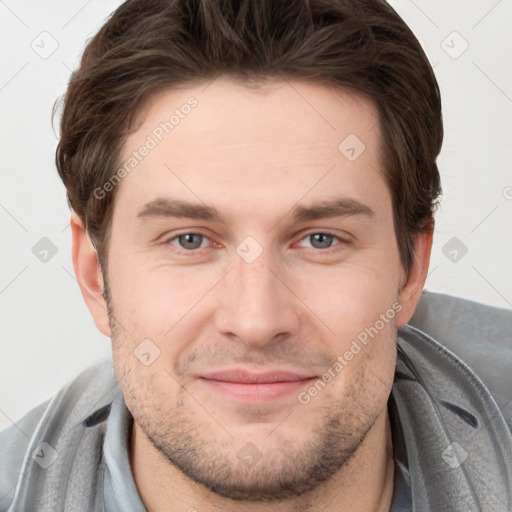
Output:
[
  {"xmin": 108, "ymin": 260, "xmax": 219, "ymax": 341},
  {"xmin": 315, "ymin": 317, "xmax": 397, "ymax": 420},
  {"xmin": 294, "ymin": 262, "xmax": 400, "ymax": 391},
  {"xmin": 295, "ymin": 261, "xmax": 400, "ymax": 337}
]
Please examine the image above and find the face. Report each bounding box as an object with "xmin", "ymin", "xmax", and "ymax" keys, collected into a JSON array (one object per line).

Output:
[{"xmin": 91, "ymin": 78, "xmax": 420, "ymax": 500}]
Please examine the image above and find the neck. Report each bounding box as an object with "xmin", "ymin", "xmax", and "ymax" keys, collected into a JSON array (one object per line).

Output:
[{"xmin": 130, "ymin": 408, "xmax": 395, "ymax": 512}]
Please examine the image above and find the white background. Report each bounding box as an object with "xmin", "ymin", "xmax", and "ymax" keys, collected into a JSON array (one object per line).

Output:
[{"xmin": 0, "ymin": 0, "xmax": 511, "ymax": 432}]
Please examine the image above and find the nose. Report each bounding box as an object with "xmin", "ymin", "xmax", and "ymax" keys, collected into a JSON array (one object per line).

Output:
[{"xmin": 214, "ymin": 248, "xmax": 301, "ymax": 348}]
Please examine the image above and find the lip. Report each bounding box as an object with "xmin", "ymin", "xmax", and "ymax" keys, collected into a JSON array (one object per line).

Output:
[
  {"xmin": 201, "ymin": 369, "xmax": 314, "ymax": 384},
  {"xmin": 197, "ymin": 369, "xmax": 317, "ymax": 401}
]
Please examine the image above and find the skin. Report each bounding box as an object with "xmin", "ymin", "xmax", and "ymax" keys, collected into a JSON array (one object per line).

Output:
[{"xmin": 72, "ymin": 77, "xmax": 432, "ymax": 512}]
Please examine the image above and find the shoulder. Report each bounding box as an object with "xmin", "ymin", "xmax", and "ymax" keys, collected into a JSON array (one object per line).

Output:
[
  {"xmin": 0, "ymin": 358, "xmax": 117, "ymax": 511},
  {"xmin": 0, "ymin": 400, "xmax": 50, "ymax": 510},
  {"xmin": 408, "ymin": 290, "xmax": 512, "ymax": 424}
]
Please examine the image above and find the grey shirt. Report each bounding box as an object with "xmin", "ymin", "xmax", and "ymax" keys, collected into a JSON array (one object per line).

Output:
[{"xmin": 1, "ymin": 291, "xmax": 512, "ymax": 511}]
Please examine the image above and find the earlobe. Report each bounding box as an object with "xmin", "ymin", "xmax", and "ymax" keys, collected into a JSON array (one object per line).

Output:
[
  {"xmin": 70, "ymin": 214, "xmax": 111, "ymax": 337},
  {"xmin": 395, "ymin": 228, "xmax": 434, "ymax": 328}
]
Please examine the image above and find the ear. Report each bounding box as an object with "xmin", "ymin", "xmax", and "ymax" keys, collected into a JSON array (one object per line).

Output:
[
  {"xmin": 395, "ymin": 227, "xmax": 433, "ymax": 328},
  {"xmin": 70, "ymin": 214, "xmax": 111, "ymax": 337}
]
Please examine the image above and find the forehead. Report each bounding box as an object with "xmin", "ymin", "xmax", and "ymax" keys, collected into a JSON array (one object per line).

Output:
[
  {"xmin": 130, "ymin": 77, "xmax": 380, "ymax": 152},
  {"xmin": 114, "ymin": 77, "xmax": 387, "ymax": 220}
]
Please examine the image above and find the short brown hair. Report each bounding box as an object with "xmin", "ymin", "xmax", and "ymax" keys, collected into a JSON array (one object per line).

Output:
[{"xmin": 55, "ymin": 0, "xmax": 442, "ymax": 277}]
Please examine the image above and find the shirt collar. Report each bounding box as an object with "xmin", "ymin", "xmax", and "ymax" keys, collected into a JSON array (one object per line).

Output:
[{"xmin": 102, "ymin": 389, "xmax": 147, "ymax": 512}]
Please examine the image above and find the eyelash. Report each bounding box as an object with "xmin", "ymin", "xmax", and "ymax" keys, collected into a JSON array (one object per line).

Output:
[{"xmin": 164, "ymin": 231, "xmax": 349, "ymax": 254}]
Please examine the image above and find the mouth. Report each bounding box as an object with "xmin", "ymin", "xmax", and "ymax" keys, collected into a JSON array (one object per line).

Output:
[{"xmin": 197, "ymin": 369, "xmax": 317, "ymax": 402}]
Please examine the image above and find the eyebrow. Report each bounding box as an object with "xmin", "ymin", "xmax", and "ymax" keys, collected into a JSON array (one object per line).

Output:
[
  {"xmin": 136, "ymin": 197, "xmax": 375, "ymax": 223},
  {"xmin": 137, "ymin": 198, "xmax": 224, "ymax": 222},
  {"xmin": 291, "ymin": 198, "xmax": 375, "ymax": 222}
]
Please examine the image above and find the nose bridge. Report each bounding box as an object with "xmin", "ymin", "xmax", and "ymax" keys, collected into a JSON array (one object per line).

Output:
[
  {"xmin": 232, "ymin": 232, "xmax": 278, "ymax": 289},
  {"xmin": 214, "ymin": 242, "xmax": 299, "ymax": 345},
  {"xmin": 235, "ymin": 251, "xmax": 276, "ymax": 304}
]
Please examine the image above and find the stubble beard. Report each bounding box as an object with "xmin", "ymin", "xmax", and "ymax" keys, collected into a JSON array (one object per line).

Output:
[{"xmin": 104, "ymin": 282, "xmax": 386, "ymax": 503}]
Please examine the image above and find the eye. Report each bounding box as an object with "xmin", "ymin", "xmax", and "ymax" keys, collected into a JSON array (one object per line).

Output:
[
  {"xmin": 298, "ymin": 233, "xmax": 343, "ymax": 250},
  {"xmin": 164, "ymin": 231, "xmax": 346, "ymax": 253},
  {"xmin": 169, "ymin": 233, "xmax": 209, "ymax": 250}
]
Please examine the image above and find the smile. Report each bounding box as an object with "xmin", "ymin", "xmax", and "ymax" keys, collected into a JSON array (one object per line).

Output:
[{"xmin": 197, "ymin": 369, "xmax": 317, "ymax": 402}]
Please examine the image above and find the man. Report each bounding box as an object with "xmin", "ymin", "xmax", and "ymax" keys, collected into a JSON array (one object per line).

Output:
[{"xmin": 1, "ymin": 0, "xmax": 511, "ymax": 510}]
